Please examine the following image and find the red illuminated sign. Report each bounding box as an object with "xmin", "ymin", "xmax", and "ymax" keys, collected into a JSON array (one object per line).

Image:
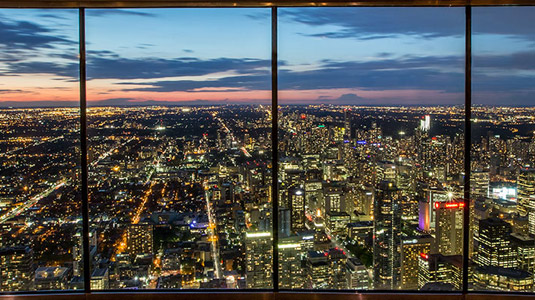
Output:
[{"xmin": 435, "ymin": 202, "xmax": 465, "ymax": 209}]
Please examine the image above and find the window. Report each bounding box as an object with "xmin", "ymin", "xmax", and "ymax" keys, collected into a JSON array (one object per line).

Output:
[
  {"xmin": 278, "ymin": 7, "xmax": 465, "ymax": 290},
  {"xmin": 85, "ymin": 8, "xmax": 272, "ymax": 289},
  {"xmin": 470, "ymin": 7, "xmax": 535, "ymax": 292},
  {"xmin": 0, "ymin": 9, "xmax": 82, "ymax": 291},
  {"xmin": 0, "ymin": 4, "xmax": 534, "ymax": 295}
]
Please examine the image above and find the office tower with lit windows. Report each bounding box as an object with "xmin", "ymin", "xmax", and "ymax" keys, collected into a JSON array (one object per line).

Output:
[
  {"xmin": 245, "ymin": 232, "xmax": 272, "ymax": 289},
  {"xmin": 324, "ymin": 184, "xmax": 345, "ymax": 214},
  {"xmin": 434, "ymin": 201, "xmax": 464, "ymax": 256},
  {"xmin": 401, "ymin": 235, "xmax": 433, "ymax": 289},
  {"xmin": 328, "ymin": 248, "xmax": 348, "ymax": 290},
  {"xmin": 346, "ymin": 257, "xmax": 370, "ymax": 290},
  {"xmin": 278, "ymin": 236, "xmax": 305, "ymax": 289},
  {"xmin": 288, "ymin": 187, "xmax": 305, "ymax": 232},
  {"xmin": 373, "ymin": 181, "xmax": 402, "ymax": 290},
  {"xmin": 517, "ymin": 168, "xmax": 535, "ymax": 217},
  {"xmin": 305, "ymin": 248, "xmax": 348, "ymax": 290},
  {"xmin": 470, "ymin": 170, "xmax": 490, "ymax": 198},
  {"xmin": 476, "ymin": 217, "xmax": 516, "ymax": 269},
  {"xmin": 127, "ymin": 223, "xmax": 154, "ymax": 255},
  {"xmin": 511, "ymin": 233, "xmax": 535, "ymax": 275},
  {"xmin": 0, "ymin": 247, "xmax": 33, "ymax": 292},
  {"xmin": 418, "ymin": 253, "xmax": 462, "ymax": 290},
  {"xmin": 90, "ymin": 268, "xmax": 109, "ymax": 290},
  {"xmin": 306, "ymin": 251, "xmax": 330, "ymax": 289}
]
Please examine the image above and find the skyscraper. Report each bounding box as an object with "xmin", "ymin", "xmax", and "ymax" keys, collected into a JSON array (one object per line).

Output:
[
  {"xmin": 476, "ymin": 218, "xmax": 516, "ymax": 269},
  {"xmin": 517, "ymin": 168, "xmax": 535, "ymax": 217},
  {"xmin": 373, "ymin": 181, "xmax": 402, "ymax": 289},
  {"xmin": 245, "ymin": 231, "xmax": 272, "ymax": 288},
  {"xmin": 434, "ymin": 201, "xmax": 464, "ymax": 256},
  {"xmin": 278, "ymin": 236, "xmax": 305, "ymax": 289},
  {"xmin": 401, "ymin": 235, "xmax": 433, "ymax": 289},
  {"xmin": 418, "ymin": 253, "xmax": 462, "ymax": 290},
  {"xmin": 288, "ymin": 187, "xmax": 305, "ymax": 232}
]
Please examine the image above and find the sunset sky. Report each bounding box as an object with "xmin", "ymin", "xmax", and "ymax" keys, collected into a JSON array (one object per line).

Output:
[{"xmin": 0, "ymin": 7, "xmax": 533, "ymax": 106}]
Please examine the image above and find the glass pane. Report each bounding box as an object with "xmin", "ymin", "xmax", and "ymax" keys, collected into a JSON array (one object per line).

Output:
[
  {"xmin": 86, "ymin": 8, "xmax": 272, "ymax": 290},
  {"xmin": 0, "ymin": 10, "xmax": 82, "ymax": 291},
  {"xmin": 471, "ymin": 7, "xmax": 535, "ymax": 292},
  {"xmin": 278, "ymin": 7, "xmax": 465, "ymax": 290}
]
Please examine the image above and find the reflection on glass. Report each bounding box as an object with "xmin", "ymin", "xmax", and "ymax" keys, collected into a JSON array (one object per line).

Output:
[
  {"xmin": 0, "ymin": 10, "xmax": 81, "ymax": 291},
  {"xmin": 86, "ymin": 9, "xmax": 272, "ymax": 289},
  {"xmin": 278, "ymin": 7, "xmax": 465, "ymax": 290},
  {"xmin": 470, "ymin": 7, "xmax": 535, "ymax": 292}
]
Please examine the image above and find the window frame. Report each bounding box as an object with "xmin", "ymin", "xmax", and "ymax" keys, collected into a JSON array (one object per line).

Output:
[{"xmin": 0, "ymin": 2, "xmax": 533, "ymax": 298}]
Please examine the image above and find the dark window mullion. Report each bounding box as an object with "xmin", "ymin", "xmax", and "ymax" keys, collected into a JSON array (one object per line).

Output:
[
  {"xmin": 462, "ymin": 4, "xmax": 472, "ymax": 295},
  {"xmin": 79, "ymin": 7, "xmax": 91, "ymax": 294},
  {"xmin": 271, "ymin": 6, "xmax": 279, "ymax": 292}
]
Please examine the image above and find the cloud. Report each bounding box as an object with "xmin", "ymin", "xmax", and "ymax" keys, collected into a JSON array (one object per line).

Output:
[
  {"xmin": 87, "ymin": 9, "xmax": 156, "ymax": 18},
  {"xmin": 2, "ymin": 61, "xmax": 79, "ymax": 78},
  {"xmin": 473, "ymin": 7, "xmax": 535, "ymax": 40},
  {"xmin": 87, "ymin": 56, "xmax": 270, "ymax": 80},
  {"xmin": 279, "ymin": 55, "xmax": 464, "ymax": 92},
  {"xmin": 0, "ymin": 89, "xmax": 27, "ymax": 94},
  {"xmin": 281, "ymin": 8, "xmax": 465, "ymax": 40},
  {"xmin": 0, "ymin": 18, "xmax": 75, "ymax": 50},
  {"xmin": 121, "ymin": 73, "xmax": 270, "ymax": 93},
  {"xmin": 474, "ymin": 51, "xmax": 535, "ymax": 71}
]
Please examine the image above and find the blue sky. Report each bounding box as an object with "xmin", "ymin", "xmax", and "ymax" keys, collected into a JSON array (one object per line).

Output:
[{"xmin": 0, "ymin": 7, "xmax": 533, "ymax": 106}]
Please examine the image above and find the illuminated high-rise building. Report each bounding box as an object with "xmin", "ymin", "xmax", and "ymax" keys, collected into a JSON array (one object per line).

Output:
[
  {"xmin": 470, "ymin": 170, "xmax": 490, "ymax": 198},
  {"xmin": 418, "ymin": 253, "xmax": 462, "ymax": 290},
  {"xmin": 288, "ymin": 187, "xmax": 305, "ymax": 232},
  {"xmin": 306, "ymin": 251, "xmax": 330, "ymax": 289},
  {"xmin": 517, "ymin": 168, "xmax": 535, "ymax": 217},
  {"xmin": 476, "ymin": 217, "xmax": 516, "ymax": 269},
  {"xmin": 324, "ymin": 184, "xmax": 345, "ymax": 214},
  {"xmin": 0, "ymin": 247, "xmax": 33, "ymax": 292},
  {"xmin": 90, "ymin": 268, "xmax": 109, "ymax": 290},
  {"xmin": 419, "ymin": 115, "xmax": 431, "ymax": 132},
  {"xmin": 245, "ymin": 232, "xmax": 272, "ymax": 289},
  {"xmin": 346, "ymin": 257, "xmax": 370, "ymax": 290},
  {"xmin": 434, "ymin": 201, "xmax": 464, "ymax": 256},
  {"xmin": 401, "ymin": 235, "xmax": 433, "ymax": 289},
  {"xmin": 278, "ymin": 236, "xmax": 305, "ymax": 289},
  {"xmin": 511, "ymin": 233, "xmax": 535, "ymax": 275},
  {"xmin": 127, "ymin": 223, "xmax": 154, "ymax": 255},
  {"xmin": 305, "ymin": 248, "xmax": 348, "ymax": 290},
  {"xmin": 373, "ymin": 181, "xmax": 402, "ymax": 289},
  {"xmin": 328, "ymin": 248, "xmax": 348, "ymax": 290}
]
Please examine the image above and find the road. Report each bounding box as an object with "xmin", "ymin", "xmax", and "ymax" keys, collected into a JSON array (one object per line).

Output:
[
  {"xmin": 0, "ymin": 180, "xmax": 67, "ymax": 224},
  {"xmin": 204, "ymin": 183, "xmax": 223, "ymax": 279}
]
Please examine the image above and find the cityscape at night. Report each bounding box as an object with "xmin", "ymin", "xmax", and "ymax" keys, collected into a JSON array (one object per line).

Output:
[
  {"xmin": 1, "ymin": 5, "xmax": 535, "ymax": 294},
  {"xmin": 2, "ymin": 104, "xmax": 535, "ymax": 291}
]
